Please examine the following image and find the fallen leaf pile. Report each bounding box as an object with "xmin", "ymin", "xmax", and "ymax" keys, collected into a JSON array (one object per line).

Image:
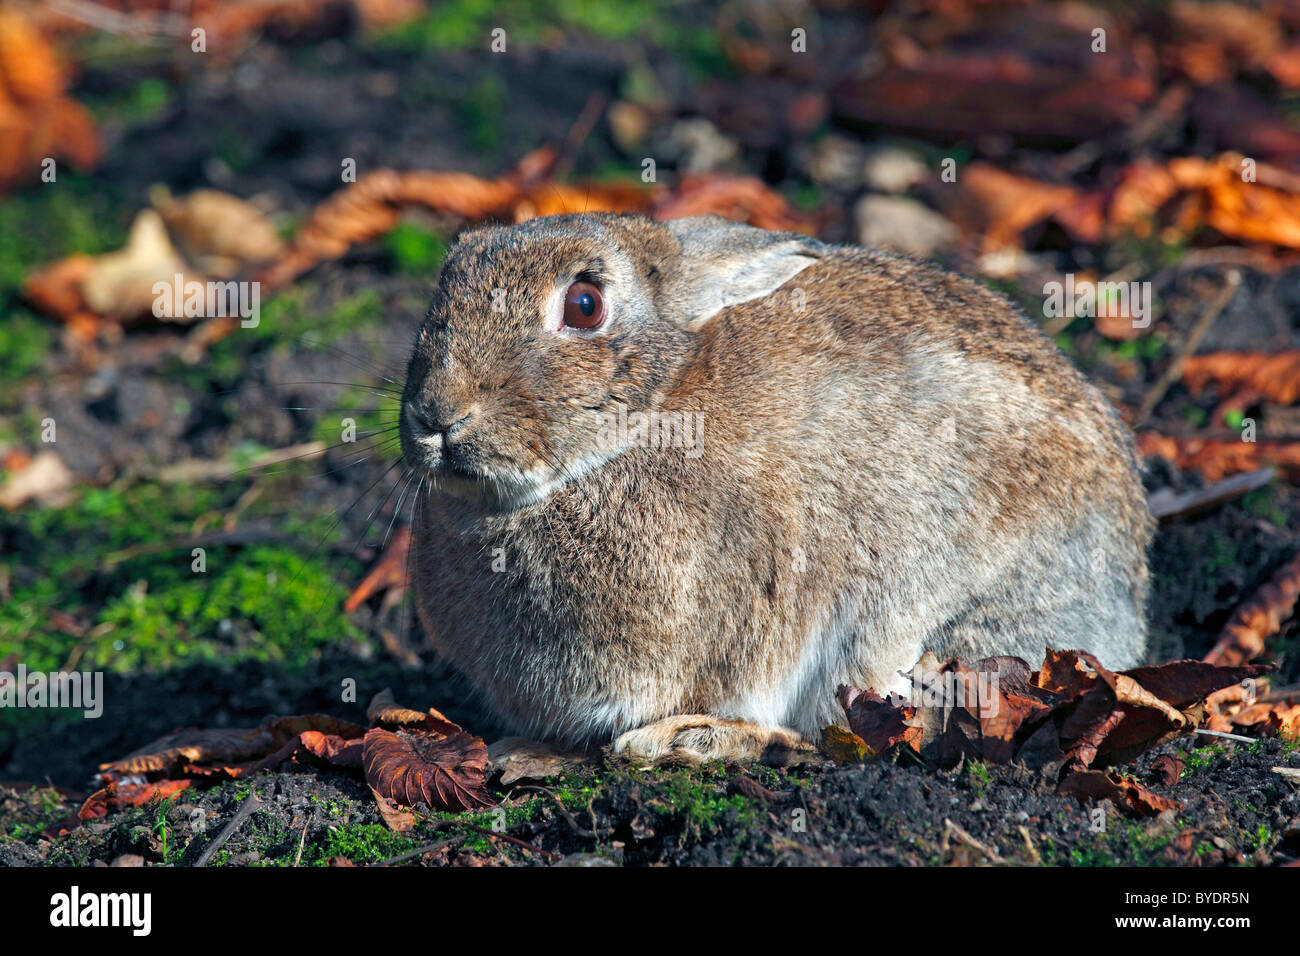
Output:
[
  {"xmin": 824, "ymin": 649, "xmax": 1274, "ymax": 816},
  {"xmin": 82, "ymin": 689, "xmax": 491, "ymax": 829},
  {"xmin": 0, "ymin": 6, "xmax": 100, "ymax": 189}
]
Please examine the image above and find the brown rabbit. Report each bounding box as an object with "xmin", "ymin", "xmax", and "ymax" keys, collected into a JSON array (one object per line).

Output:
[{"xmin": 398, "ymin": 213, "xmax": 1153, "ymax": 764}]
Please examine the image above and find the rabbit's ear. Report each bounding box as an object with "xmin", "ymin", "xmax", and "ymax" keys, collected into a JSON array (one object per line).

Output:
[{"xmin": 663, "ymin": 216, "xmax": 823, "ymax": 328}]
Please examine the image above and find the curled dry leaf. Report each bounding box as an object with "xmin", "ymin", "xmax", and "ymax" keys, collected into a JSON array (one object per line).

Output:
[
  {"xmin": 98, "ymin": 713, "xmax": 365, "ymax": 779},
  {"xmin": 1136, "ymin": 432, "xmax": 1300, "ymax": 482},
  {"xmin": 0, "ymin": 449, "xmax": 74, "ymax": 510},
  {"xmin": 1203, "ymin": 550, "xmax": 1300, "ymax": 667},
  {"xmin": 835, "ymin": 648, "xmax": 1271, "ymax": 813},
  {"xmin": 0, "ymin": 6, "xmax": 100, "ymax": 189},
  {"xmin": 78, "ymin": 779, "xmax": 193, "ymax": 822},
  {"xmin": 366, "ymin": 687, "xmax": 463, "ymax": 737},
  {"xmin": 1110, "ymin": 153, "xmax": 1300, "ymax": 248},
  {"xmin": 259, "ymin": 150, "xmax": 814, "ymax": 288},
  {"xmin": 1056, "ymin": 769, "xmax": 1180, "ymax": 817},
  {"xmin": 362, "ymin": 727, "xmax": 493, "ymax": 813},
  {"xmin": 151, "ymin": 186, "xmax": 287, "ymax": 279},
  {"xmin": 23, "ymin": 189, "xmax": 287, "ymax": 329},
  {"xmin": 370, "ymin": 786, "xmax": 417, "ymax": 833},
  {"xmin": 836, "ymin": 685, "xmax": 922, "ymax": 754},
  {"xmin": 1150, "ymin": 754, "xmax": 1185, "ymax": 787},
  {"xmin": 1181, "ymin": 351, "xmax": 1300, "ymax": 407},
  {"xmin": 344, "ymin": 525, "xmax": 410, "ymax": 613}
]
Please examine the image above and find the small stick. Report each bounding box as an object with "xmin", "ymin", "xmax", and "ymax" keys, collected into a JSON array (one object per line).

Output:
[
  {"xmin": 293, "ymin": 821, "xmax": 309, "ymax": 867},
  {"xmin": 1193, "ymin": 728, "xmax": 1256, "ymax": 744},
  {"xmin": 375, "ymin": 836, "xmax": 465, "ymax": 867},
  {"xmin": 1136, "ymin": 270, "xmax": 1241, "ymax": 425},
  {"xmin": 195, "ymin": 796, "xmax": 261, "ymax": 867},
  {"xmin": 942, "ymin": 817, "xmax": 1004, "ymax": 864}
]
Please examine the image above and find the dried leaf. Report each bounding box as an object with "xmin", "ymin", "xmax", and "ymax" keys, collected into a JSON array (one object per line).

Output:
[
  {"xmin": 1181, "ymin": 351, "xmax": 1300, "ymax": 407},
  {"xmin": 344, "ymin": 525, "xmax": 410, "ymax": 613},
  {"xmin": 1057, "ymin": 769, "xmax": 1181, "ymax": 817},
  {"xmin": 1137, "ymin": 432, "xmax": 1300, "ymax": 482},
  {"xmin": 819, "ymin": 725, "xmax": 874, "ymax": 763},
  {"xmin": 366, "ymin": 687, "xmax": 463, "ymax": 737},
  {"xmin": 1203, "ymin": 551, "xmax": 1300, "ymax": 666},
  {"xmin": 362, "ymin": 727, "xmax": 493, "ymax": 812},
  {"xmin": 370, "ymin": 786, "xmax": 417, "ymax": 833},
  {"xmin": 151, "ymin": 186, "xmax": 286, "ymax": 278},
  {"xmin": 81, "ymin": 209, "xmax": 200, "ymax": 322},
  {"xmin": 837, "ymin": 685, "xmax": 922, "ymax": 754},
  {"xmin": 78, "ymin": 779, "xmax": 193, "ymax": 821},
  {"xmin": 0, "ymin": 450, "xmax": 73, "ymax": 510},
  {"xmin": 1150, "ymin": 754, "xmax": 1185, "ymax": 787}
]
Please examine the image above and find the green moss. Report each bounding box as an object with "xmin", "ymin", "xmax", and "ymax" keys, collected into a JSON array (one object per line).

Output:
[
  {"xmin": 0, "ymin": 479, "xmax": 363, "ymax": 677},
  {"xmin": 0, "ymin": 312, "xmax": 53, "ymax": 397},
  {"xmin": 0, "ymin": 176, "xmax": 127, "ymax": 298},
  {"xmin": 83, "ymin": 77, "xmax": 174, "ymax": 126},
  {"xmin": 384, "ymin": 222, "xmax": 448, "ymax": 276},
  {"xmin": 968, "ymin": 760, "xmax": 991, "ymax": 798},
  {"xmin": 373, "ymin": 0, "xmax": 666, "ymax": 51},
  {"xmin": 1241, "ymin": 487, "xmax": 1286, "ymax": 527},
  {"xmin": 1182, "ymin": 744, "xmax": 1227, "ymax": 776}
]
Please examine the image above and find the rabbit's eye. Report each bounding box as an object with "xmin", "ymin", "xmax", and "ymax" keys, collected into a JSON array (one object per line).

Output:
[{"xmin": 562, "ymin": 282, "xmax": 605, "ymax": 329}]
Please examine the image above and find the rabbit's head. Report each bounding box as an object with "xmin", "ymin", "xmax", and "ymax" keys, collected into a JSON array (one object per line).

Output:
[{"xmin": 399, "ymin": 213, "xmax": 823, "ymax": 510}]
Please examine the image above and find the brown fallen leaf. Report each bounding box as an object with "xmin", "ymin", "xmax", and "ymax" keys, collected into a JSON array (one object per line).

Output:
[
  {"xmin": 1204, "ymin": 551, "xmax": 1300, "ymax": 667},
  {"xmin": 362, "ymin": 727, "xmax": 493, "ymax": 813},
  {"xmin": 366, "ymin": 687, "xmax": 464, "ymax": 737},
  {"xmin": 344, "ymin": 525, "xmax": 410, "ymax": 613},
  {"xmin": 78, "ymin": 779, "xmax": 193, "ymax": 821},
  {"xmin": 837, "ymin": 685, "xmax": 922, "ymax": 754},
  {"xmin": 151, "ymin": 185, "xmax": 286, "ymax": 279},
  {"xmin": 1150, "ymin": 754, "xmax": 1185, "ymax": 787},
  {"xmin": 1057, "ymin": 769, "xmax": 1180, "ymax": 817},
  {"xmin": 0, "ymin": 6, "xmax": 101, "ymax": 189},
  {"xmin": 99, "ymin": 714, "xmax": 366, "ymax": 778},
  {"xmin": 1136, "ymin": 432, "xmax": 1300, "ymax": 482},
  {"xmin": 81, "ymin": 209, "xmax": 202, "ymax": 322},
  {"xmin": 1110, "ymin": 153, "xmax": 1300, "ymax": 248},
  {"xmin": 370, "ymin": 786, "xmax": 417, "ymax": 833},
  {"xmin": 1181, "ymin": 351, "xmax": 1300, "ymax": 407},
  {"xmin": 0, "ymin": 449, "xmax": 74, "ymax": 510},
  {"xmin": 819, "ymin": 725, "xmax": 873, "ymax": 763}
]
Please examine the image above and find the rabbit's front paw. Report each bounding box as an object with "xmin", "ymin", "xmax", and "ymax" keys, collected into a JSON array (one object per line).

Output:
[{"xmin": 612, "ymin": 715, "xmax": 815, "ymax": 767}]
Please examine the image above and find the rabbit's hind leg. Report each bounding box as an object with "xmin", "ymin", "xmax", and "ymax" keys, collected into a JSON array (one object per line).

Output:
[{"xmin": 613, "ymin": 715, "xmax": 817, "ymax": 766}]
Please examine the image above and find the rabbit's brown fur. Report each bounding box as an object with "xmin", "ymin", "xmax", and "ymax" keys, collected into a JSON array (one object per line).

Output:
[{"xmin": 400, "ymin": 213, "xmax": 1153, "ymax": 763}]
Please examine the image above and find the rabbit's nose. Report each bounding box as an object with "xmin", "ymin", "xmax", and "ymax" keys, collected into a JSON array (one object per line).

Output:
[{"xmin": 407, "ymin": 402, "xmax": 474, "ymax": 442}]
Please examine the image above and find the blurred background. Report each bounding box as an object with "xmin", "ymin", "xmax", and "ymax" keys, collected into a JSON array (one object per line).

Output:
[{"xmin": 2, "ymin": 0, "xmax": 1299, "ymax": 787}]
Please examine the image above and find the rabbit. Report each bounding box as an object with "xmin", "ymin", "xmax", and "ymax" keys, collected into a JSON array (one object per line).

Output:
[{"xmin": 398, "ymin": 212, "xmax": 1153, "ymax": 764}]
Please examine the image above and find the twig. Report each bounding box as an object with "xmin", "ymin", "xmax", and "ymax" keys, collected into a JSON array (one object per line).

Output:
[
  {"xmin": 1194, "ymin": 728, "xmax": 1256, "ymax": 744},
  {"xmin": 1147, "ymin": 468, "xmax": 1275, "ymax": 521},
  {"xmin": 517, "ymin": 785, "xmax": 612, "ymax": 838},
  {"xmin": 1017, "ymin": 825, "xmax": 1041, "ymax": 865},
  {"xmin": 293, "ymin": 820, "xmax": 309, "ymax": 867},
  {"xmin": 375, "ymin": 836, "xmax": 465, "ymax": 867},
  {"xmin": 942, "ymin": 817, "xmax": 1004, "ymax": 864},
  {"xmin": 1136, "ymin": 270, "xmax": 1242, "ymax": 425},
  {"xmin": 195, "ymin": 796, "xmax": 261, "ymax": 867}
]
